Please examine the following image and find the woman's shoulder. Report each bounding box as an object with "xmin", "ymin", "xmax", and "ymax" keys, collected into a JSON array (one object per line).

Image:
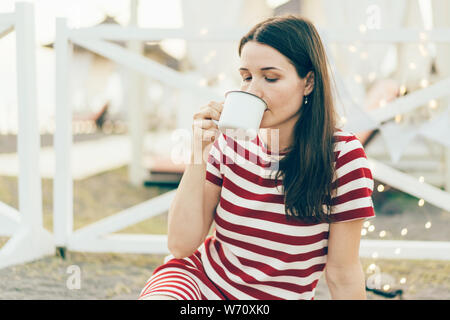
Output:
[
  {"xmin": 333, "ymin": 129, "xmax": 360, "ymax": 143},
  {"xmin": 333, "ymin": 129, "xmax": 367, "ymax": 158}
]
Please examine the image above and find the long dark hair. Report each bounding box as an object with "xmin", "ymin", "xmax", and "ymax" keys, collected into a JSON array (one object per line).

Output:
[{"xmin": 238, "ymin": 15, "xmax": 337, "ymax": 223}]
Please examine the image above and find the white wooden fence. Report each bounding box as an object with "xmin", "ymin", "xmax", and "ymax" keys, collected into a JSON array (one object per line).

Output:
[{"xmin": 0, "ymin": 3, "xmax": 54, "ymax": 269}]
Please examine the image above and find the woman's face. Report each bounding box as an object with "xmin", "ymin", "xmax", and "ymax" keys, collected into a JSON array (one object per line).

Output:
[{"xmin": 239, "ymin": 41, "xmax": 313, "ymax": 131}]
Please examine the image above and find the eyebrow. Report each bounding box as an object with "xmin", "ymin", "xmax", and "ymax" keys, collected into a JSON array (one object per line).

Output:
[{"xmin": 239, "ymin": 67, "xmax": 282, "ymax": 71}]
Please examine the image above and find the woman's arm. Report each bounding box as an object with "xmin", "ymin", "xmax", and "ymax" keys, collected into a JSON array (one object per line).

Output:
[
  {"xmin": 167, "ymin": 101, "xmax": 223, "ymax": 259},
  {"xmin": 167, "ymin": 153, "xmax": 221, "ymax": 259},
  {"xmin": 325, "ymin": 219, "xmax": 367, "ymax": 299}
]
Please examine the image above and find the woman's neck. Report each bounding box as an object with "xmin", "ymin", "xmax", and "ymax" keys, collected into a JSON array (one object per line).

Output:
[{"xmin": 259, "ymin": 126, "xmax": 294, "ymax": 154}]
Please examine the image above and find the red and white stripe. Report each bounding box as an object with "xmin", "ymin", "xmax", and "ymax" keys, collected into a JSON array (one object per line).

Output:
[{"xmin": 139, "ymin": 131, "xmax": 375, "ymax": 300}]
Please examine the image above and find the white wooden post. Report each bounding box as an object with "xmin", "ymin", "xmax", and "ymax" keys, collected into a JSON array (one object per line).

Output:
[
  {"xmin": 127, "ymin": 0, "xmax": 146, "ymax": 186},
  {"xmin": 0, "ymin": 2, "xmax": 53, "ymax": 269},
  {"xmin": 53, "ymin": 17, "xmax": 73, "ymax": 253}
]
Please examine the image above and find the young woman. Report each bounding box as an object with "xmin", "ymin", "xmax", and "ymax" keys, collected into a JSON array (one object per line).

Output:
[{"xmin": 139, "ymin": 15, "xmax": 375, "ymax": 300}]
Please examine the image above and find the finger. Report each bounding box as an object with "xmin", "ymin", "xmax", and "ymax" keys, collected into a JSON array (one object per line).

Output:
[
  {"xmin": 193, "ymin": 119, "xmax": 217, "ymax": 129},
  {"xmin": 193, "ymin": 107, "xmax": 220, "ymax": 121},
  {"xmin": 208, "ymin": 101, "xmax": 224, "ymax": 113},
  {"xmin": 202, "ymin": 129, "xmax": 218, "ymax": 142}
]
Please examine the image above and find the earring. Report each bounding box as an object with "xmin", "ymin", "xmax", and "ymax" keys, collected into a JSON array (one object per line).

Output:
[{"xmin": 304, "ymin": 95, "xmax": 308, "ymax": 105}]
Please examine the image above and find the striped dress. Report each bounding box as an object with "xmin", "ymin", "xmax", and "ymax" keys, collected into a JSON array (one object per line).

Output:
[{"xmin": 139, "ymin": 130, "xmax": 375, "ymax": 300}]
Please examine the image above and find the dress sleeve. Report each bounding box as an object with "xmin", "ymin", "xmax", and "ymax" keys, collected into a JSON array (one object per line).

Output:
[
  {"xmin": 329, "ymin": 135, "xmax": 375, "ymax": 223},
  {"xmin": 205, "ymin": 134, "xmax": 224, "ymax": 187}
]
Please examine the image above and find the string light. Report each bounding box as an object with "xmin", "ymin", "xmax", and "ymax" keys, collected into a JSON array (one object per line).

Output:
[
  {"xmin": 400, "ymin": 277, "xmax": 406, "ymax": 284},
  {"xmin": 420, "ymin": 78, "xmax": 429, "ymax": 88},
  {"xmin": 399, "ymin": 85, "xmax": 407, "ymax": 96},
  {"xmin": 348, "ymin": 45, "xmax": 357, "ymax": 52},
  {"xmin": 383, "ymin": 284, "xmax": 391, "ymax": 291},
  {"xmin": 401, "ymin": 228, "xmax": 408, "ymax": 236},
  {"xmin": 368, "ymin": 225, "xmax": 375, "ymax": 232},
  {"xmin": 377, "ymin": 184, "xmax": 385, "ymax": 192},
  {"xmin": 428, "ymin": 99, "xmax": 438, "ymax": 109},
  {"xmin": 379, "ymin": 230, "xmax": 386, "ymax": 238},
  {"xmin": 361, "ymin": 228, "xmax": 368, "ymax": 236},
  {"xmin": 425, "ymin": 221, "xmax": 432, "ymax": 229},
  {"xmin": 359, "ymin": 24, "xmax": 367, "ymax": 34},
  {"xmin": 419, "ymin": 176, "xmax": 425, "ymax": 183},
  {"xmin": 418, "ymin": 198, "xmax": 425, "ymax": 207},
  {"xmin": 418, "ymin": 44, "xmax": 428, "ymax": 57},
  {"xmin": 364, "ymin": 221, "xmax": 371, "ymax": 228},
  {"xmin": 372, "ymin": 252, "xmax": 379, "ymax": 259},
  {"xmin": 217, "ymin": 73, "xmax": 226, "ymax": 81}
]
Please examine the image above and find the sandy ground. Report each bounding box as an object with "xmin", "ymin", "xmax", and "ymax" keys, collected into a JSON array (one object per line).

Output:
[
  {"xmin": 0, "ymin": 134, "xmax": 449, "ymax": 300},
  {"xmin": 0, "ymin": 250, "xmax": 449, "ymax": 300}
]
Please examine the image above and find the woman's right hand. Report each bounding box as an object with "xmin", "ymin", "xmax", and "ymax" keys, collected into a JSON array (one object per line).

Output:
[{"xmin": 191, "ymin": 101, "xmax": 223, "ymax": 162}]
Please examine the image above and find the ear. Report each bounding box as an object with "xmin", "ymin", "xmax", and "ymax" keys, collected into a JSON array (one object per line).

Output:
[{"xmin": 303, "ymin": 71, "xmax": 315, "ymax": 96}]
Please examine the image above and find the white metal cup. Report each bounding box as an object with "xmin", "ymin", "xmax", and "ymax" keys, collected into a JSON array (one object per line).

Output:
[{"xmin": 217, "ymin": 90, "xmax": 267, "ymax": 139}]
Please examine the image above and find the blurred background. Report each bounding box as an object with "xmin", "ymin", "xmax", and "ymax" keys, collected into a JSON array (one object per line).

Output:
[{"xmin": 0, "ymin": 0, "xmax": 449, "ymax": 300}]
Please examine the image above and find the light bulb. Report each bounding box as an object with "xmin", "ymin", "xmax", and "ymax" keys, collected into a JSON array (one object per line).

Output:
[
  {"xmin": 377, "ymin": 184, "xmax": 385, "ymax": 192},
  {"xmin": 359, "ymin": 24, "xmax": 367, "ymax": 33},
  {"xmin": 399, "ymin": 85, "xmax": 407, "ymax": 96},
  {"xmin": 418, "ymin": 199, "xmax": 425, "ymax": 207},
  {"xmin": 425, "ymin": 221, "xmax": 432, "ymax": 229},
  {"xmin": 368, "ymin": 225, "xmax": 375, "ymax": 232},
  {"xmin": 420, "ymin": 79, "xmax": 429, "ymax": 88},
  {"xmin": 428, "ymin": 100, "xmax": 438, "ymax": 109},
  {"xmin": 400, "ymin": 277, "xmax": 406, "ymax": 284},
  {"xmin": 401, "ymin": 228, "xmax": 408, "ymax": 236},
  {"xmin": 379, "ymin": 230, "xmax": 386, "ymax": 238}
]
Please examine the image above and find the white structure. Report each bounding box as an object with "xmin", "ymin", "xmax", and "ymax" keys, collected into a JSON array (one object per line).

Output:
[{"xmin": 0, "ymin": 2, "xmax": 54, "ymax": 269}]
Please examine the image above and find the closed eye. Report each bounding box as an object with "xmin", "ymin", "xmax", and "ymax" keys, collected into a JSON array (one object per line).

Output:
[{"xmin": 242, "ymin": 77, "xmax": 278, "ymax": 83}]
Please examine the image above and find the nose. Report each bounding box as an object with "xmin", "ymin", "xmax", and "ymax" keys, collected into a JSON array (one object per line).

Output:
[{"xmin": 245, "ymin": 81, "xmax": 264, "ymax": 100}]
